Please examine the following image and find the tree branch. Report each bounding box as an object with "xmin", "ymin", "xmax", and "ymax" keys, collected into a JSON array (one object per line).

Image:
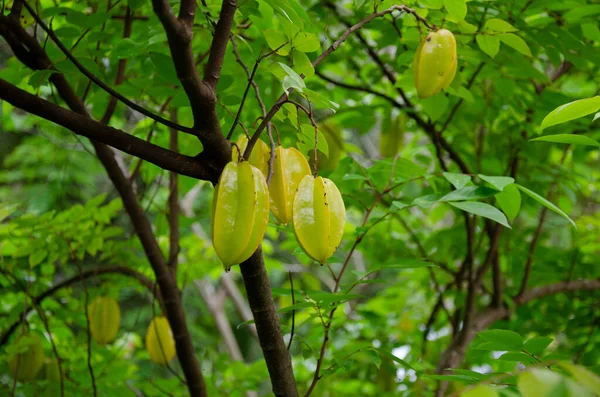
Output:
[
  {"xmin": 438, "ymin": 62, "xmax": 485, "ymax": 134},
  {"xmin": 89, "ymin": 141, "xmax": 208, "ymax": 397},
  {"xmin": 516, "ymin": 279, "xmax": 600, "ymax": 304},
  {"xmin": 244, "ymin": 3, "xmax": 426, "ymax": 160},
  {"xmin": 178, "ymin": 0, "xmax": 197, "ymax": 26},
  {"xmin": 204, "ymin": 0, "xmax": 237, "ymax": 87},
  {"xmin": 239, "ymin": 248, "xmax": 298, "ymax": 397},
  {"xmin": 0, "ymin": 13, "xmax": 209, "ymax": 393},
  {"xmin": 516, "ymin": 146, "xmax": 570, "ymax": 298},
  {"xmin": 168, "ymin": 109, "xmax": 180, "ymax": 274},
  {"xmin": 151, "ymin": 0, "xmax": 231, "ymax": 171},
  {"xmin": 318, "ymin": 3, "xmax": 472, "ymax": 175},
  {"xmin": 0, "ymin": 79, "xmax": 214, "ymax": 182},
  {"xmin": 316, "ymin": 70, "xmax": 404, "ymax": 107},
  {"xmin": 99, "ymin": 6, "xmax": 134, "ymax": 125},
  {"xmin": 0, "ymin": 266, "xmax": 160, "ymax": 347},
  {"xmin": 17, "ymin": 1, "xmax": 195, "ymax": 135},
  {"xmin": 434, "ymin": 278, "xmax": 600, "ymax": 394}
]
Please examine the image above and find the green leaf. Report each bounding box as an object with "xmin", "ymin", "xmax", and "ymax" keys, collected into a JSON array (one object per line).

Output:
[
  {"xmin": 518, "ymin": 369, "xmax": 564, "ymax": 397},
  {"xmin": 530, "ymin": 134, "xmax": 600, "ymax": 147},
  {"xmin": 563, "ymin": 5, "xmax": 600, "ymax": 23},
  {"xmin": 540, "ymin": 97, "xmax": 600, "ymax": 130},
  {"xmin": 364, "ymin": 348, "xmax": 382, "ymax": 369},
  {"xmin": 279, "ymin": 63, "xmax": 305, "ymax": 94},
  {"xmin": 109, "ymin": 38, "xmax": 145, "ymax": 59},
  {"xmin": 478, "ymin": 175, "xmax": 515, "ymax": 191},
  {"xmin": 377, "ymin": 350, "xmax": 415, "ymax": 370},
  {"xmin": 383, "ymin": 259, "xmax": 436, "ymax": 269},
  {"xmin": 452, "ymin": 369, "xmax": 490, "ymax": 381},
  {"xmin": 297, "ymin": 124, "xmax": 328, "ymax": 157},
  {"xmin": 476, "ymin": 329, "xmax": 523, "ymax": 351},
  {"xmin": 264, "ymin": 0, "xmax": 305, "ymax": 28},
  {"xmin": 444, "ymin": 0, "xmax": 467, "ymax": 21},
  {"xmin": 413, "ymin": 193, "xmax": 444, "ymax": 208},
  {"xmin": 581, "ymin": 23, "xmax": 600, "ymax": 42},
  {"xmin": 308, "ymin": 292, "xmax": 363, "ymax": 306},
  {"xmin": 293, "ymin": 32, "xmax": 321, "ymax": 53},
  {"xmin": 439, "ymin": 186, "xmax": 499, "ymax": 202},
  {"xmin": 264, "ymin": 29, "xmax": 291, "ymax": 55},
  {"xmin": 495, "ymin": 184, "xmax": 521, "ymax": 222},
  {"xmin": 353, "ymin": 0, "xmax": 367, "ymax": 9},
  {"xmin": 303, "ymin": 88, "xmax": 339, "ymax": 111},
  {"xmin": 420, "ymin": 0, "xmax": 443, "ymax": 9},
  {"xmin": 484, "ymin": 18, "xmax": 518, "ymax": 33},
  {"xmin": 498, "ymin": 33, "xmax": 532, "ymax": 57},
  {"xmin": 515, "ymin": 184, "xmax": 576, "ymax": 228},
  {"xmin": 29, "ymin": 250, "xmax": 47, "ymax": 267},
  {"xmin": 460, "ymin": 385, "xmax": 499, "ymax": 397},
  {"xmin": 523, "ymin": 336, "xmax": 553, "ymax": 356},
  {"xmin": 391, "ymin": 201, "xmax": 411, "ymax": 211},
  {"xmin": 560, "ymin": 363, "xmax": 600, "ymax": 393},
  {"xmin": 498, "ymin": 352, "xmax": 539, "ymax": 364},
  {"xmin": 424, "ymin": 374, "xmax": 481, "ymax": 384},
  {"xmin": 476, "ymin": 35, "xmax": 500, "ymax": 58},
  {"xmin": 342, "ymin": 174, "xmax": 367, "ymax": 181},
  {"xmin": 277, "ymin": 302, "xmax": 313, "ymax": 313},
  {"xmin": 449, "ymin": 202, "xmax": 511, "ymax": 228},
  {"xmin": 456, "ymin": 86, "xmax": 474, "ymax": 102},
  {"xmin": 0, "ymin": 204, "xmax": 19, "ymax": 223},
  {"xmin": 292, "ymin": 50, "xmax": 314, "ymax": 78},
  {"xmin": 443, "ymin": 172, "xmax": 471, "ymax": 189},
  {"xmin": 128, "ymin": 0, "xmax": 146, "ymax": 10},
  {"xmin": 150, "ymin": 52, "xmax": 179, "ymax": 85},
  {"xmin": 421, "ymin": 94, "xmax": 449, "ymax": 121},
  {"xmin": 66, "ymin": 11, "xmax": 110, "ymax": 28}
]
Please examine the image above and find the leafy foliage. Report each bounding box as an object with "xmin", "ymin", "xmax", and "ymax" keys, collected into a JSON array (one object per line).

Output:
[{"xmin": 1, "ymin": 0, "xmax": 600, "ymax": 396}]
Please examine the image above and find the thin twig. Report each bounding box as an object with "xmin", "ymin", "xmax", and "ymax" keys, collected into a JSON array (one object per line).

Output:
[
  {"xmin": 516, "ymin": 146, "xmax": 570, "ymax": 297},
  {"xmin": 438, "ymin": 62, "xmax": 485, "ymax": 134},
  {"xmin": 287, "ymin": 271, "xmax": 296, "ymax": 351}
]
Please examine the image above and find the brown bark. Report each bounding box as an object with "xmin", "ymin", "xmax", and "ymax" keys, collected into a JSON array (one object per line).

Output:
[{"xmin": 240, "ymin": 248, "xmax": 299, "ymax": 397}]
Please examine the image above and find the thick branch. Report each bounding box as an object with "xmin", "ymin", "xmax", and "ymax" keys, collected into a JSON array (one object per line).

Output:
[
  {"xmin": 517, "ymin": 279, "xmax": 600, "ymax": 303},
  {"xmin": 239, "ymin": 248, "xmax": 298, "ymax": 397},
  {"xmin": 151, "ymin": 0, "xmax": 231, "ymax": 170},
  {"xmin": 204, "ymin": 0, "xmax": 237, "ymax": 87},
  {"xmin": 91, "ymin": 140, "xmax": 208, "ymax": 397},
  {"xmin": 0, "ymin": 79, "xmax": 214, "ymax": 181},
  {"xmin": 0, "ymin": 266, "xmax": 159, "ymax": 347},
  {"xmin": 178, "ymin": 0, "xmax": 197, "ymax": 25}
]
